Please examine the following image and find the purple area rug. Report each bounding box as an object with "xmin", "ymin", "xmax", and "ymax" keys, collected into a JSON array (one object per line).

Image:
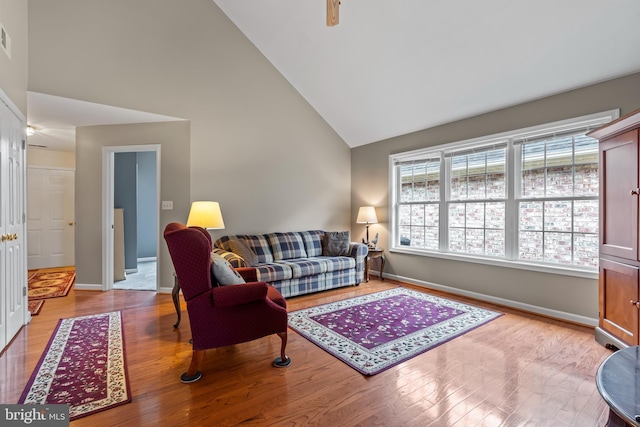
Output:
[
  {"xmin": 288, "ymin": 288, "xmax": 502, "ymax": 375},
  {"xmin": 19, "ymin": 311, "xmax": 131, "ymax": 420}
]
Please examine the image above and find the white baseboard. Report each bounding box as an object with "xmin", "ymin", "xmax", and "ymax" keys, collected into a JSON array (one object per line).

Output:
[
  {"xmin": 138, "ymin": 257, "xmax": 156, "ymax": 263},
  {"xmin": 74, "ymin": 283, "xmax": 103, "ymax": 291},
  {"xmin": 74, "ymin": 283, "xmax": 171, "ymax": 293},
  {"xmin": 383, "ymin": 273, "xmax": 598, "ymax": 327}
]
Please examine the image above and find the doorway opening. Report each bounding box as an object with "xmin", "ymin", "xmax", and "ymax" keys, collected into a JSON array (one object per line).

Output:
[{"xmin": 102, "ymin": 145, "xmax": 161, "ymax": 292}]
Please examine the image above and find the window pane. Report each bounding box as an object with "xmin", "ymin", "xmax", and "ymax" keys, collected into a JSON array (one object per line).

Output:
[
  {"xmin": 544, "ymin": 201, "xmax": 572, "ymax": 232},
  {"xmin": 401, "ymin": 182, "xmax": 413, "ymax": 202},
  {"xmin": 449, "ymin": 203, "xmax": 465, "ymax": 227},
  {"xmin": 546, "ymin": 166, "xmax": 573, "ymax": 197},
  {"xmin": 544, "ymin": 232, "xmax": 572, "ymax": 265},
  {"xmin": 486, "ymin": 229, "xmax": 505, "ymax": 257},
  {"xmin": 426, "ymin": 160, "xmax": 441, "ymax": 201},
  {"xmin": 574, "ymin": 163, "xmax": 598, "ymax": 196},
  {"xmin": 413, "ymin": 181, "xmax": 426, "ymax": 201},
  {"xmin": 521, "ymin": 140, "xmax": 545, "ymax": 198},
  {"xmin": 574, "ymin": 200, "xmax": 598, "ymax": 234},
  {"xmin": 487, "ymin": 172, "xmax": 505, "ymax": 199},
  {"xmin": 521, "ymin": 168, "xmax": 545, "ymax": 198},
  {"xmin": 466, "ymin": 203, "xmax": 485, "ymax": 228},
  {"xmin": 486, "ymin": 202, "xmax": 505, "ymax": 230},
  {"xmin": 399, "ymin": 226, "xmax": 411, "ymax": 246},
  {"xmin": 451, "ymin": 155, "xmax": 468, "ymax": 200},
  {"xmin": 410, "ymin": 226, "xmax": 425, "ymax": 248},
  {"xmin": 519, "ymin": 231, "xmax": 543, "ymax": 261},
  {"xmin": 574, "ymin": 135, "xmax": 598, "ymax": 164},
  {"xmin": 425, "ymin": 204, "xmax": 439, "ymax": 227},
  {"xmin": 466, "ymin": 228, "xmax": 484, "ymax": 254},
  {"xmin": 399, "ymin": 205, "xmax": 411, "ymax": 226},
  {"xmin": 449, "ymin": 228, "xmax": 465, "ymax": 253},
  {"xmin": 574, "ymin": 234, "xmax": 598, "ymax": 268},
  {"xmin": 411, "ymin": 204, "xmax": 425, "ymax": 226},
  {"xmin": 546, "ymin": 136, "xmax": 573, "ymax": 167},
  {"xmin": 424, "ymin": 227, "xmax": 439, "ymax": 250},
  {"xmin": 519, "ymin": 202, "xmax": 543, "ymax": 231}
]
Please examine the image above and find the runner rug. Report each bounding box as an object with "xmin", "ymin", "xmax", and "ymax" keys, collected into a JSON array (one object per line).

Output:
[
  {"xmin": 18, "ymin": 311, "xmax": 131, "ymax": 420},
  {"xmin": 288, "ymin": 287, "xmax": 503, "ymax": 375},
  {"xmin": 28, "ymin": 270, "xmax": 76, "ymax": 300}
]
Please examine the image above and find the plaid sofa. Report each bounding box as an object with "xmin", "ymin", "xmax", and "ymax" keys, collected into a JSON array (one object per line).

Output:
[{"xmin": 214, "ymin": 230, "xmax": 368, "ymax": 298}]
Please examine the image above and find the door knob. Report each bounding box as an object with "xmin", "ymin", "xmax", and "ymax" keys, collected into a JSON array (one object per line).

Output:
[
  {"xmin": 68, "ymin": 222, "xmax": 74, "ymax": 226},
  {"xmin": 631, "ymin": 189, "xmax": 640, "ymax": 196}
]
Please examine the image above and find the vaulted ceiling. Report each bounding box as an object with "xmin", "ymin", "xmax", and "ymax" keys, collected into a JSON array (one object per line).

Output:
[
  {"xmin": 213, "ymin": 0, "xmax": 640, "ymax": 147},
  {"xmin": 27, "ymin": 0, "xmax": 640, "ymax": 151}
]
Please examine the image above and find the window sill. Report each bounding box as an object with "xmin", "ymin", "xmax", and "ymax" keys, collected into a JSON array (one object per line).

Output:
[{"xmin": 389, "ymin": 246, "xmax": 598, "ymax": 280}]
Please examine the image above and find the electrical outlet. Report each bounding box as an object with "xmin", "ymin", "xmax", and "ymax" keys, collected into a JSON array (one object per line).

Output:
[{"xmin": 161, "ymin": 201, "xmax": 173, "ymax": 210}]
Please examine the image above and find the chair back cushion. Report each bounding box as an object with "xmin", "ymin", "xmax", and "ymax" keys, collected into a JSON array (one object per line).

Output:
[{"xmin": 164, "ymin": 222, "xmax": 213, "ymax": 301}]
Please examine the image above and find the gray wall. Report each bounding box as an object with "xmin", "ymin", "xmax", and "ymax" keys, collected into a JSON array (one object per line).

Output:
[
  {"xmin": 31, "ymin": 0, "xmax": 352, "ymax": 288},
  {"xmin": 137, "ymin": 151, "xmax": 157, "ymax": 259},
  {"xmin": 75, "ymin": 122, "xmax": 190, "ymax": 288},
  {"xmin": 0, "ymin": 0, "xmax": 27, "ymax": 113},
  {"xmin": 352, "ymin": 72, "xmax": 640, "ymax": 320}
]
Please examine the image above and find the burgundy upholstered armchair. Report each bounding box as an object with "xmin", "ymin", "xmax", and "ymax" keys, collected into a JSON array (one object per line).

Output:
[{"xmin": 163, "ymin": 222, "xmax": 291, "ymax": 383}]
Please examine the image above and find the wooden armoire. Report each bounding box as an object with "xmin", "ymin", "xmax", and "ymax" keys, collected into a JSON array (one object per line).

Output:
[{"xmin": 588, "ymin": 108, "xmax": 640, "ymax": 349}]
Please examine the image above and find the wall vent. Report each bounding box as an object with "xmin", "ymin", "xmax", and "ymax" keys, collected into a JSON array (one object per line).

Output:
[{"xmin": 1, "ymin": 23, "xmax": 11, "ymax": 59}]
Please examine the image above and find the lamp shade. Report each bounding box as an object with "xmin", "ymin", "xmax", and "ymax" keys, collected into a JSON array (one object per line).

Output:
[
  {"xmin": 356, "ymin": 206, "xmax": 378, "ymax": 224},
  {"xmin": 186, "ymin": 201, "xmax": 225, "ymax": 229}
]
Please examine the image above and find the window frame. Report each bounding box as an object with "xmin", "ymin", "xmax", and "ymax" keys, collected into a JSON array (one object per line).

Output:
[{"xmin": 388, "ymin": 110, "xmax": 619, "ymax": 279}]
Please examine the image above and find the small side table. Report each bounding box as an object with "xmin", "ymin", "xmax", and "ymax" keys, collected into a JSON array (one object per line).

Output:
[
  {"xmin": 365, "ymin": 248, "xmax": 385, "ymax": 282},
  {"xmin": 596, "ymin": 346, "xmax": 640, "ymax": 427}
]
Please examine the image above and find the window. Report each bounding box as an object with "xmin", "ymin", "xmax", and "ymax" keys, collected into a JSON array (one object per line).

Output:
[{"xmin": 390, "ymin": 110, "xmax": 618, "ymax": 274}]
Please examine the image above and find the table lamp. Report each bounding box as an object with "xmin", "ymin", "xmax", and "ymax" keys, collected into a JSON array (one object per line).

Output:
[
  {"xmin": 356, "ymin": 206, "xmax": 378, "ymax": 246},
  {"xmin": 186, "ymin": 201, "xmax": 225, "ymax": 229}
]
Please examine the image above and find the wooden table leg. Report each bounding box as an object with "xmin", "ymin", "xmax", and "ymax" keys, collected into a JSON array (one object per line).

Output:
[
  {"xmin": 172, "ymin": 277, "xmax": 181, "ymax": 328},
  {"xmin": 379, "ymin": 255, "xmax": 385, "ymax": 281},
  {"xmin": 364, "ymin": 257, "xmax": 370, "ymax": 282}
]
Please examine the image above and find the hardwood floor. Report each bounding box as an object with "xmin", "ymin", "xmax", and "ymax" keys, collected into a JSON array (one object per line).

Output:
[{"xmin": 1, "ymin": 272, "xmax": 612, "ymax": 426}]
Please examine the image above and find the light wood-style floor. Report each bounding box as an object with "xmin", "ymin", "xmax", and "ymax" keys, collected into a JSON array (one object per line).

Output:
[{"xmin": 1, "ymin": 269, "xmax": 612, "ymax": 426}]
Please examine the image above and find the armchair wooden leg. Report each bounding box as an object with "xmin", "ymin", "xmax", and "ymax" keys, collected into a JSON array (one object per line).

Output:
[
  {"xmin": 181, "ymin": 349, "xmax": 204, "ymax": 383},
  {"xmin": 273, "ymin": 331, "xmax": 291, "ymax": 367}
]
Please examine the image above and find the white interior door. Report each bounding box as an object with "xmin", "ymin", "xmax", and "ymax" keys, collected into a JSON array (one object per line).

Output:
[
  {"xmin": 27, "ymin": 167, "xmax": 75, "ymax": 269},
  {"xmin": 0, "ymin": 94, "xmax": 27, "ymax": 351}
]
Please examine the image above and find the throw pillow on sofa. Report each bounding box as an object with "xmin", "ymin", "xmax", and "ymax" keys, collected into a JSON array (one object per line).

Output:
[
  {"xmin": 211, "ymin": 253, "xmax": 246, "ymax": 285},
  {"xmin": 322, "ymin": 231, "xmax": 350, "ymax": 256},
  {"xmin": 228, "ymin": 238, "xmax": 259, "ymax": 266}
]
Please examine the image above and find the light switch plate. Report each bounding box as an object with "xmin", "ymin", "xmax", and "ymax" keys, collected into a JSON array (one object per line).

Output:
[{"xmin": 161, "ymin": 201, "xmax": 173, "ymax": 210}]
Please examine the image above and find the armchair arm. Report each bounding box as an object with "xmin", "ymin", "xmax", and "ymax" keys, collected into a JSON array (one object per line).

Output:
[
  {"xmin": 236, "ymin": 267, "xmax": 258, "ymax": 283},
  {"xmin": 349, "ymin": 242, "xmax": 369, "ymax": 284},
  {"xmin": 212, "ymin": 282, "xmax": 268, "ymax": 308}
]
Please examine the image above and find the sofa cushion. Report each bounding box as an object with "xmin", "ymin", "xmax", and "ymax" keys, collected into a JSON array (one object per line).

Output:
[
  {"xmin": 318, "ymin": 256, "xmax": 356, "ymax": 272},
  {"xmin": 299, "ymin": 230, "xmax": 324, "ymax": 257},
  {"xmin": 267, "ymin": 232, "xmax": 307, "ymax": 260},
  {"xmin": 254, "ymin": 263, "xmax": 293, "ymax": 283},
  {"xmin": 228, "ymin": 238, "xmax": 259, "ymax": 267},
  {"xmin": 276, "ymin": 258, "xmax": 327, "ymax": 279},
  {"xmin": 322, "ymin": 231, "xmax": 351, "ymax": 256},
  {"xmin": 210, "ymin": 253, "xmax": 246, "ymax": 285}
]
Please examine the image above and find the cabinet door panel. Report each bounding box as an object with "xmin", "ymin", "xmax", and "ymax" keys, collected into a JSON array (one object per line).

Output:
[
  {"xmin": 599, "ymin": 258, "xmax": 639, "ymax": 345},
  {"xmin": 600, "ymin": 130, "xmax": 639, "ymax": 260}
]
